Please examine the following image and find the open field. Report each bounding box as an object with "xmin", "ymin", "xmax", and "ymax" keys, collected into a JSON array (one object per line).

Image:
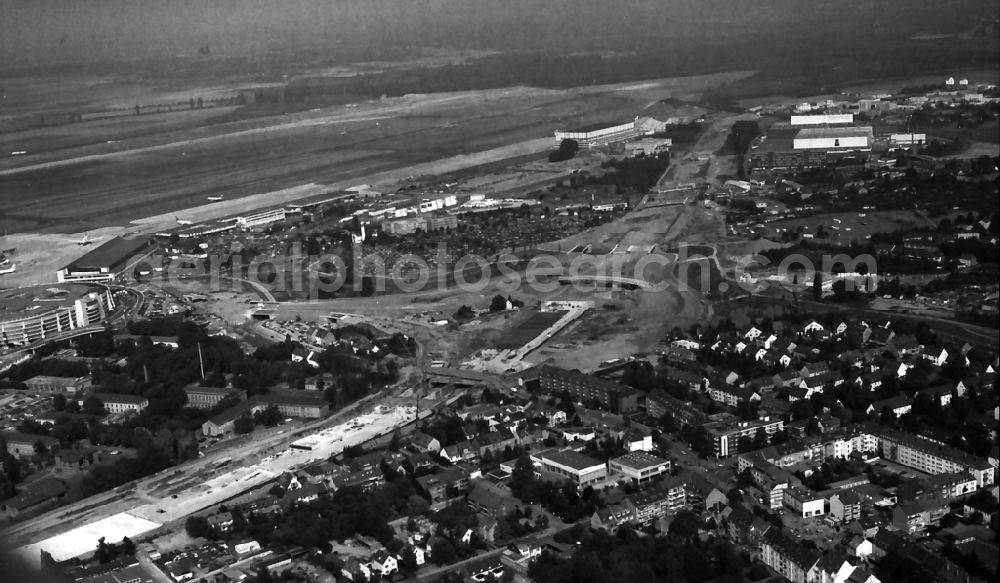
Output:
[
  {"xmin": 765, "ymin": 209, "xmax": 940, "ymax": 245},
  {"xmin": 0, "ymin": 74, "xmax": 749, "ymax": 236}
]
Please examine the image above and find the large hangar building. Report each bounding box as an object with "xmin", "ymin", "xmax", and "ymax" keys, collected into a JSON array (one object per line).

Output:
[{"xmin": 57, "ymin": 237, "xmax": 151, "ymax": 283}]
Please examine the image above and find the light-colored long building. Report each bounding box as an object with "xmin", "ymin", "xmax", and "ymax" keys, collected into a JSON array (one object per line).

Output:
[
  {"xmin": 790, "ymin": 113, "xmax": 854, "ymax": 126},
  {"xmin": 530, "ymin": 448, "xmax": 607, "ymax": 488},
  {"xmin": 236, "ymin": 208, "xmax": 286, "ymax": 229},
  {"xmin": 878, "ymin": 429, "xmax": 995, "ymax": 488},
  {"xmin": 792, "ymin": 126, "xmax": 873, "ymax": 151},
  {"xmin": 554, "ymin": 120, "xmax": 645, "ymax": 148}
]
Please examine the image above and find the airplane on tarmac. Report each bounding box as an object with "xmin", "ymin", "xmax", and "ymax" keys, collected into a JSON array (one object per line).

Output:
[
  {"xmin": 77, "ymin": 234, "xmax": 91, "ymax": 246},
  {"xmin": 176, "ymin": 216, "xmax": 193, "ymax": 225},
  {"xmin": 207, "ymin": 195, "xmax": 224, "ymax": 201}
]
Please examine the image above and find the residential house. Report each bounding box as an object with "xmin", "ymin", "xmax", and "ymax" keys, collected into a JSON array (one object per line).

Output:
[
  {"xmin": 726, "ymin": 505, "xmax": 772, "ymax": 546},
  {"xmin": 867, "ymin": 395, "xmax": 911, "ymax": 419},
  {"xmin": 923, "ymin": 346, "xmax": 949, "ymax": 367},
  {"xmin": 888, "ymin": 335, "xmax": 922, "ymax": 358},
  {"xmin": 408, "ymin": 431, "xmax": 442, "ymax": 454},
  {"xmin": 917, "ymin": 384, "xmax": 954, "ymax": 407},
  {"xmin": 829, "ymin": 491, "xmax": 862, "ymax": 524},
  {"xmin": 370, "ymin": 551, "xmax": 398, "ymax": 576},
  {"xmin": 467, "ymin": 485, "xmax": 516, "ymax": 517},
  {"xmin": 708, "ymin": 384, "xmax": 761, "ymax": 407},
  {"xmin": 892, "ymin": 499, "xmax": 948, "ymax": 535},
  {"xmin": 804, "ymin": 320, "xmax": 826, "ymax": 334},
  {"xmin": 760, "ymin": 529, "xmax": 822, "ymax": 583},
  {"xmin": 842, "ymin": 536, "xmax": 873, "ymax": 561},
  {"xmin": 590, "ymin": 503, "xmax": 634, "ymax": 533},
  {"xmin": 439, "ymin": 440, "xmax": 479, "ymax": 464},
  {"xmin": 290, "ymin": 347, "xmax": 319, "ymax": 368}
]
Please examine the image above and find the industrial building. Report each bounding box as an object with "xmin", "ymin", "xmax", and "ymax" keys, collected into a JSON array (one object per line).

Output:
[
  {"xmin": 184, "ymin": 386, "xmax": 247, "ymax": 409},
  {"xmin": 0, "ymin": 430, "xmax": 60, "ymax": 458},
  {"xmin": 624, "ymin": 138, "xmax": 672, "ymax": 157},
  {"xmin": 746, "ymin": 125, "xmax": 874, "ymax": 177},
  {"xmin": 202, "ymin": 389, "xmax": 329, "ymax": 436},
  {"xmin": 792, "ymin": 126, "xmax": 873, "ymax": 150},
  {"xmin": 889, "ymin": 133, "xmax": 927, "ymax": 147},
  {"xmin": 57, "ymin": 237, "xmax": 151, "ymax": 283},
  {"xmin": 23, "ymin": 375, "xmax": 92, "ymax": 394},
  {"xmin": 0, "ymin": 284, "xmax": 117, "ymax": 346}
]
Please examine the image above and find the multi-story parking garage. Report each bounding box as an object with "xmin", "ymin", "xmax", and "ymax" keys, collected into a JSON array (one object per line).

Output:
[{"xmin": 0, "ymin": 284, "xmax": 115, "ymax": 347}]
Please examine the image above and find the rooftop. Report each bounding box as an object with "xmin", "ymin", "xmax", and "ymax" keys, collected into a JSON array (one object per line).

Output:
[
  {"xmin": 533, "ymin": 448, "xmax": 605, "ymax": 472},
  {"xmin": 795, "ymin": 126, "xmax": 874, "ymax": 139},
  {"xmin": 91, "ymin": 392, "xmax": 148, "ymax": 404},
  {"xmin": 65, "ymin": 237, "xmax": 150, "ymax": 271},
  {"xmin": 0, "ymin": 284, "xmax": 98, "ymax": 321},
  {"xmin": 561, "ymin": 120, "xmax": 632, "ymax": 134},
  {"xmin": 610, "ymin": 451, "xmax": 669, "ymax": 471}
]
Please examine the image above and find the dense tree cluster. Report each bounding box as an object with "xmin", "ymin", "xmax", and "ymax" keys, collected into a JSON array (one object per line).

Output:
[
  {"xmin": 508, "ymin": 455, "xmax": 598, "ymax": 522},
  {"xmin": 529, "ymin": 524, "xmax": 749, "ymax": 583}
]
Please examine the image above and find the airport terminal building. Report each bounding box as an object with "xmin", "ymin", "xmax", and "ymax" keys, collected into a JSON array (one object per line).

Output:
[{"xmin": 0, "ymin": 284, "xmax": 116, "ymax": 346}]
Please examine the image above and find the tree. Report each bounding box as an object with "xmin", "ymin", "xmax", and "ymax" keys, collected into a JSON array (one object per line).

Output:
[
  {"xmin": 82, "ymin": 396, "xmax": 105, "ymax": 415},
  {"xmin": 185, "ymin": 515, "xmax": 210, "ymax": 538},
  {"xmin": 120, "ymin": 536, "xmax": 136, "ymax": 556},
  {"xmin": 548, "ymin": 139, "xmax": 579, "ymax": 163},
  {"xmin": 812, "ymin": 272, "xmax": 823, "ymax": 300},
  {"xmin": 668, "ymin": 509, "xmax": 701, "ymax": 540},
  {"xmin": 52, "ymin": 394, "xmax": 67, "ymax": 411},
  {"xmin": 94, "ymin": 537, "xmax": 116, "ymax": 563},
  {"xmin": 234, "ymin": 412, "xmax": 255, "ymax": 434},
  {"xmin": 431, "ymin": 539, "xmax": 457, "ymax": 565},
  {"xmin": 253, "ymin": 405, "xmax": 282, "ymax": 427},
  {"xmin": 489, "ymin": 294, "xmax": 508, "ymax": 312},
  {"xmin": 454, "ymin": 305, "xmax": 475, "ymax": 320}
]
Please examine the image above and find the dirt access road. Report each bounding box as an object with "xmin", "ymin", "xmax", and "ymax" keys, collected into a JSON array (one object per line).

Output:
[{"xmin": 658, "ymin": 112, "xmax": 759, "ymax": 189}]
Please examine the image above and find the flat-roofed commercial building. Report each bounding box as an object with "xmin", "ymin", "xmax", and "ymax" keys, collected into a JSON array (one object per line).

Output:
[
  {"xmin": 608, "ymin": 452, "xmax": 671, "ymax": 483},
  {"xmin": 58, "ymin": 237, "xmax": 151, "ymax": 283},
  {"xmin": 24, "ymin": 375, "xmax": 91, "ymax": 394},
  {"xmin": 530, "ymin": 448, "xmax": 607, "ymax": 488}
]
